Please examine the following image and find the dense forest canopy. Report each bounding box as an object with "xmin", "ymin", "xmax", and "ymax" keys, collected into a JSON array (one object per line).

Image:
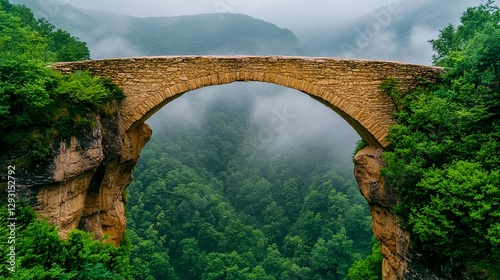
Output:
[{"xmin": 382, "ymin": 1, "xmax": 500, "ymax": 277}]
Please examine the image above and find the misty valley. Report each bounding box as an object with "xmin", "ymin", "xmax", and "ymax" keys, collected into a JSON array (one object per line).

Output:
[{"xmin": 126, "ymin": 83, "xmax": 375, "ymax": 279}]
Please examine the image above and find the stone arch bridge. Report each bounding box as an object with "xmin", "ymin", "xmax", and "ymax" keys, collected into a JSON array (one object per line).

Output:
[
  {"xmin": 46, "ymin": 56, "xmax": 443, "ymax": 279},
  {"xmin": 52, "ymin": 56, "xmax": 443, "ymax": 147}
]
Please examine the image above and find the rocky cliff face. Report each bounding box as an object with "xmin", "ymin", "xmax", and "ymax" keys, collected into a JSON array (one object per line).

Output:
[
  {"xmin": 0, "ymin": 113, "xmax": 151, "ymax": 246},
  {"xmin": 353, "ymin": 146, "xmax": 484, "ymax": 280},
  {"xmin": 353, "ymin": 146, "xmax": 410, "ymax": 280}
]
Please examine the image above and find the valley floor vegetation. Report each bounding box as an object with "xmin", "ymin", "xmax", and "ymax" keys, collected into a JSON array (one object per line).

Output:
[{"xmin": 0, "ymin": 203, "xmax": 132, "ymax": 279}]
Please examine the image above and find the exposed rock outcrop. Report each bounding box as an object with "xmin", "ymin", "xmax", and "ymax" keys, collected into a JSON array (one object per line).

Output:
[
  {"xmin": 0, "ymin": 113, "xmax": 151, "ymax": 246},
  {"xmin": 353, "ymin": 146, "xmax": 410, "ymax": 280}
]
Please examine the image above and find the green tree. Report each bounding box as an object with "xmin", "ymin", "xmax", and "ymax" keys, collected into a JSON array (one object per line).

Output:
[
  {"xmin": 409, "ymin": 161, "xmax": 500, "ymax": 257},
  {"xmin": 383, "ymin": 1, "xmax": 500, "ymax": 275},
  {"xmin": 348, "ymin": 240, "xmax": 383, "ymax": 280},
  {"xmin": 309, "ymin": 228, "xmax": 354, "ymax": 280},
  {"xmin": 0, "ymin": 204, "xmax": 131, "ymax": 279}
]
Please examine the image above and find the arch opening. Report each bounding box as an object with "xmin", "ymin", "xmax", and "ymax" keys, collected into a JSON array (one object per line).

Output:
[
  {"xmin": 130, "ymin": 77, "xmax": 383, "ymax": 148},
  {"xmin": 145, "ymin": 82, "xmax": 362, "ymax": 158},
  {"xmin": 126, "ymin": 82, "xmax": 375, "ymax": 279}
]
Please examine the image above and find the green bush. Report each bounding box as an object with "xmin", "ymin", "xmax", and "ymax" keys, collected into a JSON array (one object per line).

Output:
[
  {"xmin": 348, "ymin": 240, "xmax": 383, "ymax": 280},
  {"xmin": 0, "ymin": 203, "xmax": 131, "ymax": 279}
]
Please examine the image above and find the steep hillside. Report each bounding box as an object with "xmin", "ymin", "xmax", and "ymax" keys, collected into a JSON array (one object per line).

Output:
[{"xmin": 10, "ymin": 0, "xmax": 307, "ymax": 58}]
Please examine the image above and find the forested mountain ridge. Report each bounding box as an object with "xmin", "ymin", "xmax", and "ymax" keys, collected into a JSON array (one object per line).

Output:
[{"xmin": 10, "ymin": 0, "xmax": 308, "ymax": 58}]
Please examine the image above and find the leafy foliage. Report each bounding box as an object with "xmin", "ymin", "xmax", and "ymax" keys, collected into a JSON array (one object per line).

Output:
[
  {"xmin": 0, "ymin": 203, "xmax": 131, "ymax": 279},
  {"xmin": 0, "ymin": 0, "xmax": 123, "ymax": 165},
  {"xmin": 347, "ymin": 240, "xmax": 383, "ymax": 280},
  {"xmin": 0, "ymin": 0, "xmax": 89, "ymax": 62},
  {"xmin": 383, "ymin": 1, "xmax": 500, "ymax": 275}
]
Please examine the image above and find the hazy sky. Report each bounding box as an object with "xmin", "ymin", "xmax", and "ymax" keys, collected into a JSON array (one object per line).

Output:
[
  {"xmin": 61, "ymin": 0, "xmax": 486, "ymax": 62},
  {"xmin": 66, "ymin": 0, "xmax": 400, "ymax": 19},
  {"xmin": 65, "ymin": 0, "xmax": 480, "ymax": 32},
  {"xmin": 147, "ymin": 82, "xmax": 361, "ymax": 164}
]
